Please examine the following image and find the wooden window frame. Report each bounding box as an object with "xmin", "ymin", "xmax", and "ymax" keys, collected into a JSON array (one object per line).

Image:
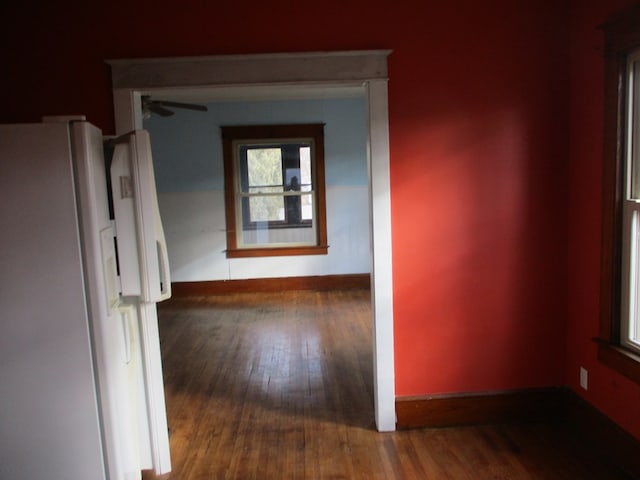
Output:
[
  {"xmin": 597, "ymin": 5, "xmax": 640, "ymax": 384},
  {"xmin": 221, "ymin": 124, "xmax": 328, "ymax": 258}
]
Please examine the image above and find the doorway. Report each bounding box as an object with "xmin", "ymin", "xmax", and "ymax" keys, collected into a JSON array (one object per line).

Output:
[{"xmin": 108, "ymin": 51, "xmax": 395, "ymax": 437}]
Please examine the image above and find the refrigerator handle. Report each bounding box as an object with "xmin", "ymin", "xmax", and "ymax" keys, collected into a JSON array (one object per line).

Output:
[
  {"xmin": 156, "ymin": 236, "xmax": 171, "ymax": 301},
  {"xmin": 132, "ymin": 130, "xmax": 171, "ymax": 303},
  {"xmin": 111, "ymin": 129, "xmax": 172, "ymax": 303}
]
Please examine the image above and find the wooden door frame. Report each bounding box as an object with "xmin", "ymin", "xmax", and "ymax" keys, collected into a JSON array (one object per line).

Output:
[{"xmin": 108, "ymin": 50, "xmax": 396, "ymax": 433}]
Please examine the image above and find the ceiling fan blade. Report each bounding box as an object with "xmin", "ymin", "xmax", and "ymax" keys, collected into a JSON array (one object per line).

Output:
[
  {"xmin": 147, "ymin": 103, "xmax": 175, "ymax": 117},
  {"xmin": 154, "ymin": 100, "xmax": 208, "ymax": 112}
]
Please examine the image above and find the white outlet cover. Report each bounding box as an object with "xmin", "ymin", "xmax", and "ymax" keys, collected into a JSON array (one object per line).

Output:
[{"xmin": 580, "ymin": 367, "xmax": 588, "ymax": 390}]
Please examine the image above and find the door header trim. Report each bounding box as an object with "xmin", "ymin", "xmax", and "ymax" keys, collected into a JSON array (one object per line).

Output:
[{"xmin": 107, "ymin": 50, "xmax": 392, "ymax": 89}]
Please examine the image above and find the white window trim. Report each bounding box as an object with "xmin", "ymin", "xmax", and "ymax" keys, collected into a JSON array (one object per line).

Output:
[{"xmin": 108, "ymin": 50, "xmax": 396, "ymax": 432}]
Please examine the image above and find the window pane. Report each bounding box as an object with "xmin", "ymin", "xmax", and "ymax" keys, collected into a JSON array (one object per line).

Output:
[
  {"xmin": 240, "ymin": 221, "xmax": 317, "ymax": 247},
  {"xmin": 299, "ymin": 147, "xmax": 313, "ymax": 226},
  {"xmin": 246, "ymin": 148, "xmax": 283, "ymax": 193},
  {"xmin": 301, "ymin": 192, "xmax": 313, "ymax": 221},
  {"xmin": 248, "ymin": 195, "xmax": 285, "ymax": 222},
  {"xmin": 628, "ymin": 209, "xmax": 640, "ymax": 349},
  {"xmin": 300, "ymin": 146, "xmax": 312, "ymax": 187}
]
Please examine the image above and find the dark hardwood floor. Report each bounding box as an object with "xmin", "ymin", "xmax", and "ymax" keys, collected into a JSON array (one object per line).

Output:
[{"xmin": 143, "ymin": 290, "xmax": 632, "ymax": 479}]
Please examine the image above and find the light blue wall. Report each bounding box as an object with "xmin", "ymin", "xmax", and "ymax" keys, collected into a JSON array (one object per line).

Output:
[
  {"xmin": 143, "ymin": 95, "xmax": 371, "ymax": 281},
  {"xmin": 144, "ymin": 97, "xmax": 368, "ymax": 192}
]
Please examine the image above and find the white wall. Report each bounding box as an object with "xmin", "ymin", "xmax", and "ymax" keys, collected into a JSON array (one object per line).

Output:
[{"xmin": 145, "ymin": 97, "xmax": 370, "ymax": 281}]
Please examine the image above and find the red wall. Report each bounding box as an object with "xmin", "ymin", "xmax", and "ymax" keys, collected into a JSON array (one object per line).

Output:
[
  {"xmin": 566, "ymin": 0, "xmax": 640, "ymax": 440},
  {"xmin": 2, "ymin": 0, "xmax": 634, "ymax": 438},
  {"xmin": 390, "ymin": 4, "xmax": 569, "ymax": 395}
]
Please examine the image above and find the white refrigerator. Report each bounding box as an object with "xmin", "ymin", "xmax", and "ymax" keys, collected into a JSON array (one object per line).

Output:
[{"xmin": 0, "ymin": 116, "xmax": 172, "ymax": 480}]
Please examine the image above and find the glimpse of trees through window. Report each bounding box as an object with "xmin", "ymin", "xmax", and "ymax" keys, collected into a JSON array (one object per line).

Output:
[
  {"xmin": 242, "ymin": 145, "xmax": 313, "ymax": 225},
  {"xmin": 246, "ymin": 147, "xmax": 285, "ymax": 222}
]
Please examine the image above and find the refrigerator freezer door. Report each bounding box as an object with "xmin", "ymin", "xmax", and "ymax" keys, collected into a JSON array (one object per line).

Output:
[
  {"xmin": 111, "ymin": 130, "xmax": 171, "ymax": 303},
  {"xmin": 111, "ymin": 140, "xmax": 142, "ymax": 297}
]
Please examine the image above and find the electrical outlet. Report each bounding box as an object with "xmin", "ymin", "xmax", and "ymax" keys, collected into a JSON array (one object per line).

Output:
[{"xmin": 580, "ymin": 367, "xmax": 588, "ymax": 390}]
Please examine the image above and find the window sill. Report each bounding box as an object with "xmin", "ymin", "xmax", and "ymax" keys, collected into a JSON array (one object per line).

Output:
[
  {"xmin": 594, "ymin": 338, "xmax": 640, "ymax": 384},
  {"xmin": 226, "ymin": 245, "xmax": 329, "ymax": 258}
]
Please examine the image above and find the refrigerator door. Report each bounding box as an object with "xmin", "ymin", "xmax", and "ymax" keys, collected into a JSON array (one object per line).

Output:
[
  {"xmin": 0, "ymin": 122, "xmax": 106, "ymax": 480},
  {"xmin": 110, "ymin": 129, "xmax": 172, "ymax": 475},
  {"xmin": 71, "ymin": 121, "xmax": 145, "ymax": 480},
  {"xmin": 110, "ymin": 130, "xmax": 171, "ymax": 303}
]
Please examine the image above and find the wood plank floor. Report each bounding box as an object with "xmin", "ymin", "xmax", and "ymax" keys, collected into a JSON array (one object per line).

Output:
[{"xmin": 143, "ymin": 290, "xmax": 632, "ymax": 479}]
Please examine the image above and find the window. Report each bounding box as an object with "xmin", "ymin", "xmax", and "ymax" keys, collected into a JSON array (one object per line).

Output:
[
  {"xmin": 221, "ymin": 124, "xmax": 328, "ymax": 258},
  {"xmin": 621, "ymin": 49, "xmax": 640, "ymax": 356},
  {"xmin": 598, "ymin": 6, "xmax": 640, "ymax": 383}
]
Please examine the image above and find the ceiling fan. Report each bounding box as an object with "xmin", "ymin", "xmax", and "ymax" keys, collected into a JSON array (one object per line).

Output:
[{"xmin": 141, "ymin": 95, "xmax": 208, "ymax": 118}]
